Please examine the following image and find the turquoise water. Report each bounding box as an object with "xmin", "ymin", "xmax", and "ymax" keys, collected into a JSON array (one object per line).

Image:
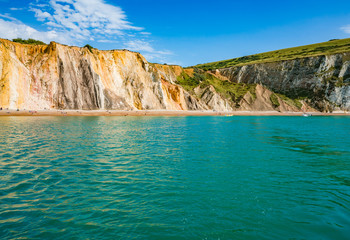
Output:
[{"xmin": 0, "ymin": 116, "xmax": 350, "ymax": 239}]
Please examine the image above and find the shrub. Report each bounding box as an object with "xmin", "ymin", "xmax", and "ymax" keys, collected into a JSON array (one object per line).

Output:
[
  {"xmin": 84, "ymin": 44, "xmax": 93, "ymax": 53},
  {"xmin": 12, "ymin": 38, "xmax": 46, "ymax": 45}
]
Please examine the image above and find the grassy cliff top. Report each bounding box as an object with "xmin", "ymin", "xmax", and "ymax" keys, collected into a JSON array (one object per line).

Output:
[
  {"xmin": 12, "ymin": 38, "xmax": 46, "ymax": 45},
  {"xmin": 193, "ymin": 38, "xmax": 350, "ymax": 70}
]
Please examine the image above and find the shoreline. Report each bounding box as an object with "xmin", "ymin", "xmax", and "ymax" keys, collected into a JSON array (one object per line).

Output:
[{"xmin": 0, "ymin": 109, "xmax": 349, "ymax": 117}]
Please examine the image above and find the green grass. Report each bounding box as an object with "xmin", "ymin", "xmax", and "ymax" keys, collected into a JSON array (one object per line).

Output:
[
  {"xmin": 176, "ymin": 71, "xmax": 201, "ymax": 92},
  {"xmin": 270, "ymin": 93, "xmax": 280, "ymax": 108},
  {"xmin": 204, "ymin": 76, "xmax": 256, "ymax": 104},
  {"xmin": 276, "ymin": 93, "xmax": 302, "ymax": 109},
  {"xmin": 176, "ymin": 69, "xmax": 256, "ymax": 104},
  {"xmin": 269, "ymin": 92, "xmax": 303, "ymax": 109},
  {"xmin": 194, "ymin": 38, "xmax": 350, "ymax": 70},
  {"xmin": 12, "ymin": 38, "xmax": 46, "ymax": 45}
]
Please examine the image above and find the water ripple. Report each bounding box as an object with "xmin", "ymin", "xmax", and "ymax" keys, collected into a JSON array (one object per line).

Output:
[{"xmin": 0, "ymin": 116, "xmax": 349, "ymax": 239}]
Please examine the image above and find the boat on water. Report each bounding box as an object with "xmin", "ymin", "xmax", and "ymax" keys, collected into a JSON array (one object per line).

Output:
[{"xmin": 302, "ymin": 113, "xmax": 312, "ymax": 117}]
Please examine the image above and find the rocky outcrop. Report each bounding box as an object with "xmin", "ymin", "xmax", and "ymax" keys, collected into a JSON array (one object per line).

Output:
[
  {"xmin": 218, "ymin": 53, "xmax": 350, "ymax": 111},
  {"xmin": 194, "ymin": 85, "xmax": 233, "ymax": 111}
]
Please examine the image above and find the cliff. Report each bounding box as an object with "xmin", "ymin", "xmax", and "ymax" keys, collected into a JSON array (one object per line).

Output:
[
  {"xmin": 194, "ymin": 38, "xmax": 350, "ymax": 112},
  {"xmin": 217, "ymin": 53, "xmax": 350, "ymax": 111},
  {"xmin": 1, "ymin": 38, "xmax": 349, "ymax": 112},
  {"xmin": 0, "ymin": 39, "xmax": 205, "ymax": 111}
]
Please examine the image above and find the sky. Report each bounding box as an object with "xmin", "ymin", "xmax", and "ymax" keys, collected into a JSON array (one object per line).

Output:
[{"xmin": 0, "ymin": 0, "xmax": 350, "ymax": 66}]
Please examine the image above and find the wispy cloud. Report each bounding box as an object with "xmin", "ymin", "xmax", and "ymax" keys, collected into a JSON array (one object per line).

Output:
[
  {"xmin": 341, "ymin": 25, "xmax": 350, "ymax": 34},
  {"xmin": 10, "ymin": 8, "xmax": 24, "ymax": 11},
  {"xmin": 124, "ymin": 40, "xmax": 173, "ymax": 62},
  {"xmin": 0, "ymin": 13, "xmax": 20, "ymax": 22},
  {"xmin": 0, "ymin": 18, "xmax": 69, "ymax": 43},
  {"xmin": 126, "ymin": 43, "xmax": 179, "ymax": 64},
  {"xmin": 0, "ymin": 0, "xmax": 173, "ymax": 63},
  {"xmin": 125, "ymin": 40, "xmax": 158, "ymax": 53},
  {"xmin": 29, "ymin": 0, "xmax": 143, "ymax": 40}
]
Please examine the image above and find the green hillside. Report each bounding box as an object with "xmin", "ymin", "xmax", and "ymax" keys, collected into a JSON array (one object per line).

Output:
[{"xmin": 194, "ymin": 38, "xmax": 350, "ymax": 70}]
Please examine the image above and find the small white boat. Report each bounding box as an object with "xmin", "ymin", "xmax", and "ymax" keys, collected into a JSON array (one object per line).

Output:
[{"xmin": 302, "ymin": 113, "xmax": 312, "ymax": 117}]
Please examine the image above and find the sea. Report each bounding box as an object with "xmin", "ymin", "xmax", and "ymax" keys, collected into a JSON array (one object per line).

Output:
[{"xmin": 1, "ymin": 116, "xmax": 349, "ymax": 239}]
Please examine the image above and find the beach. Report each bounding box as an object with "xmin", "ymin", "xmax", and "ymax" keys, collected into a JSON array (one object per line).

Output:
[{"xmin": 0, "ymin": 109, "xmax": 349, "ymax": 116}]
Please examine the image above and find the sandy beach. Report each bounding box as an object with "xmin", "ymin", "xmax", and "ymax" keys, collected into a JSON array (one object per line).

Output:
[{"xmin": 0, "ymin": 109, "xmax": 349, "ymax": 117}]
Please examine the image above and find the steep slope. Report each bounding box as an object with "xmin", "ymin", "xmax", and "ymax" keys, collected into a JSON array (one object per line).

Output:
[
  {"xmin": 193, "ymin": 39, "xmax": 350, "ymax": 111},
  {"xmin": 216, "ymin": 53, "xmax": 350, "ymax": 111},
  {"xmin": 173, "ymin": 67, "xmax": 315, "ymax": 112},
  {"xmin": 0, "ymin": 39, "xmax": 206, "ymax": 111},
  {"xmin": 1, "ymin": 38, "xmax": 348, "ymax": 112}
]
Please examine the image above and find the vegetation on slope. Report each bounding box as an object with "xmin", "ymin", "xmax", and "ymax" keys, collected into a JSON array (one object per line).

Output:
[
  {"xmin": 276, "ymin": 93, "xmax": 303, "ymax": 109},
  {"xmin": 176, "ymin": 68, "xmax": 256, "ymax": 104},
  {"xmin": 84, "ymin": 44, "xmax": 94, "ymax": 53},
  {"xmin": 270, "ymin": 92, "xmax": 304, "ymax": 110},
  {"xmin": 270, "ymin": 93, "xmax": 280, "ymax": 108},
  {"xmin": 194, "ymin": 38, "xmax": 350, "ymax": 70},
  {"xmin": 12, "ymin": 38, "xmax": 46, "ymax": 45},
  {"xmin": 176, "ymin": 68, "xmax": 304, "ymax": 109}
]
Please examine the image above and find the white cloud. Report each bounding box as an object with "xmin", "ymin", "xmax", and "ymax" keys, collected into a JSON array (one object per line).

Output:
[
  {"xmin": 30, "ymin": 8, "xmax": 53, "ymax": 22},
  {"xmin": 0, "ymin": 0, "xmax": 173, "ymax": 63},
  {"xmin": 0, "ymin": 18, "xmax": 72, "ymax": 44},
  {"xmin": 341, "ymin": 25, "xmax": 350, "ymax": 34},
  {"xmin": 125, "ymin": 40, "xmax": 172, "ymax": 55},
  {"xmin": 97, "ymin": 39, "xmax": 116, "ymax": 43},
  {"xmin": 0, "ymin": 13, "xmax": 19, "ymax": 22},
  {"xmin": 29, "ymin": 0, "xmax": 143, "ymax": 40},
  {"xmin": 10, "ymin": 8, "xmax": 24, "ymax": 11},
  {"xmin": 125, "ymin": 40, "xmax": 173, "ymax": 63},
  {"xmin": 125, "ymin": 40, "xmax": 156, "ymax": 53}
]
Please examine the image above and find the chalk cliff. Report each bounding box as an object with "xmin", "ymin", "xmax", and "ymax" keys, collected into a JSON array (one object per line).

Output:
[{"xmin": 0, "ymin": 39, "xmax": 349, "ymax": 112}]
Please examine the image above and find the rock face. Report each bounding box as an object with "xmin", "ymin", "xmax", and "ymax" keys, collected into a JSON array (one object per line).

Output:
[
  {"xmin": 0, "ymin": 39, "xmax": 204, "ymax": 110},
  {"xmin": 218, "ymin": 53, "xmax": 350, "ymax": 111},
  {"xmin": 1, "ymin": 39, "xmax": 349, "ymax": 112},
  {"xmin": 194, "ymin": 85, "xmax": 233, "ymax": 112}
]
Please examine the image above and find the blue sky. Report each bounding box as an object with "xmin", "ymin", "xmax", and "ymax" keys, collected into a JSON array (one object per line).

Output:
[{"xmin": 0, "ymin": 0, "xmax": 350, "ymax": 66}]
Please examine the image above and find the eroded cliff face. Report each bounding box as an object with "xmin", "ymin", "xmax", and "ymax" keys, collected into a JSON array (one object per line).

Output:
[
  {"xmin": 218, "ymin": 53, "xmax": 350, "ymax": 111},
  {"xmin": 0, "ymin": 39, "xmax": 205, "ymax": 111},
  {"xmin": 1, "ymin": 39, "xmax": 348, "ymax": 112}
]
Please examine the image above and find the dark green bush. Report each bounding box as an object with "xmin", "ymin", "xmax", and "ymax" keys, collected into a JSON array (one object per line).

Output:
[
  {"xmin": 12, "ymin": 38, "xmax": 46, "ymax": 45},
  {"xmin": 84, "ymin": 44, "xmax": 93, "ymax": 53}
]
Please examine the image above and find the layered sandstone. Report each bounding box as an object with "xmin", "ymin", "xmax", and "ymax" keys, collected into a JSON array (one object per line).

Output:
[{"xmin": 1, "ymin": 39, "xmax": 348, "ymax": 112}]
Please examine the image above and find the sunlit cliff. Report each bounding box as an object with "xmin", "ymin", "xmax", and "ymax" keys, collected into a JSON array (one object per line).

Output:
[{"xmin": 1, "ymin": 39, "xmax": 349, "ymax": 112}]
